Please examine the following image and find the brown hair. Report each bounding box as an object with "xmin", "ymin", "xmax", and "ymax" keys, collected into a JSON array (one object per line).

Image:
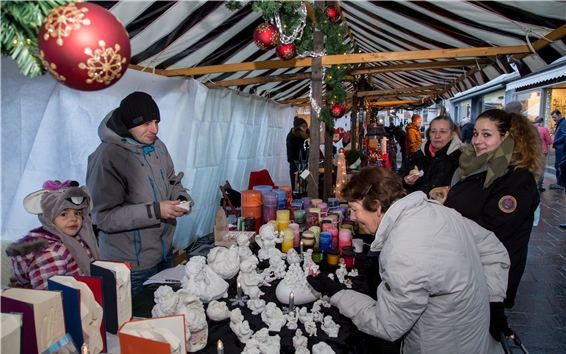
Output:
[
  {"xmin": 425, "ymin": 115, "xmax": 461, "ymax": 140},
  {"xmin": 340, "ymin": 167, "xmax": 407, "ymax": 214},
  {"xmin": 476, "ymin": 109, "xmax": 544, "ymax": 181}
]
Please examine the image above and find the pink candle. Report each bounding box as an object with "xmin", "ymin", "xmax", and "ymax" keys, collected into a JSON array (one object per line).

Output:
[{"xmin": 327, "ymin": 226, "xmax": 339, "ymax": 248}]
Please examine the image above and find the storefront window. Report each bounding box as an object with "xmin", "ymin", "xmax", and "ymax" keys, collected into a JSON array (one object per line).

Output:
[
  {"xmin": 546, "ymin": 87, "xmax": 566, "ymax": 134},
  {"xmin": 483, "ymin": 90, "xmax": 504, "ymax": 111},
  {"xmin": 513, "ymin": 90, "xmax": 541, "ymax": 120}
]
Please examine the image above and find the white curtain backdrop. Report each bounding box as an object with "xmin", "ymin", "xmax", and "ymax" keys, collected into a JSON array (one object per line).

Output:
[{"xmin": 1, "ymin": 57, "xmax": 295, "ymax": 250}]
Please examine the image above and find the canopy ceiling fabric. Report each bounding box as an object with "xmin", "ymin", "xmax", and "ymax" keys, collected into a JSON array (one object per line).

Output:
[{"xmin": 93, "ymin": 0, "xmax": 566, "ymax": 104}]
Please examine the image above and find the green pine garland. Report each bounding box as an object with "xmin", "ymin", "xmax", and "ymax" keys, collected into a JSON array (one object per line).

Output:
[
  {"xmin": 1, "ymin": 0, "xmax": 72, "ymax": 78},
  {"xmin": 226, "ymin": 1, "xmax": 351, "ymax": 129}
]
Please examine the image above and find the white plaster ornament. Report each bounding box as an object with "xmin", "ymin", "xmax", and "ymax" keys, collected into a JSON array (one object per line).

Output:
[
  {"xmin": 181, "ymin": 256, "xmax": 228, "ymax": 302},
  {"xmin": 304, "ymin": 319, "xmax": 317, "ymax": 336},
  {"xmin": 253, "ymin": 328, "xmax": 281, "ymax": 354},
  {"xmin": 237, "ymin": 233, "xmax": 254, "ymax": 263},
  {"xmin": 207, "ymin": 245, "xmax": 240, "ymax": 279},
  {"xmin": 176, "ymin": 289, "xmax": 208, "ymax": 352},
  {"xmin": 246, "ymin": 286, "xmax": 266, "ymax": 315},
  {"xmin": 292, "ymin": 328, "xmax": 308, "ymax": 351},
  {"xmin": 335, "ymin": 263, "xmax": 347, "ymax": 284},
  {"xmin": 237, "ymin": 255, "xmax": 268, "ymax": 297},
  {"xmin": 348, "ymin": 269, "xmax": 359, "ymax": 277},
  {"xmin": 276, "ymin": 263, "xmax": 318, "ymax": 306},
  {"xmin": 260, "ymin": 302, "xmax": 287, "ymax": 332},
  {"xmin": 312, "ymin": 342, "xmax": 337, "ymax": 354},
  {"xmin": 206, "ymin": 300, "xmax": 231, "ymax": 321},
  {"xmin": 264, "ymin": 254, "xmax": 287, "ymax": 281},
  {"xmin": 298, "ymin": 306, "xmax": 314, "ymax": 324},
  {"xmin": 321, "ymin": 315, "xmax": 340, "ymax": 338},
  {"xmin": 286, "ymin": 248, "xmax": 302, "ymax": 265},
  {"xmin": 303, "ymin": 248, "xmax": 319, "ymax": 275},
  {"xmin": 256, "ymin": 223, "xmax": 285, "ymax": 261},
  {"xmin": 286, "ymin": 310, "xmax": 299, "ymax": 330},
  {"xmin": 230, "ymin": 308, "xmax": 253, "ymax": 343},
  {"xmin": 241, "ymin": 338, "xmax": 261, "ymax": 354}
]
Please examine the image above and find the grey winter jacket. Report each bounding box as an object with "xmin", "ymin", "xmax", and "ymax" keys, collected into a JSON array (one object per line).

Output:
[
  {"xmin": 86, "ymin": 113, "xmax": 192, "ymax": 271},
  {"xmin": 330, "ymin": 192, "xmax": 508, "ymax": 354}
]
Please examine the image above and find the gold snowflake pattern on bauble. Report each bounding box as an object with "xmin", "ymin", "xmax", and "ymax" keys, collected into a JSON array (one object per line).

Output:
[
  {"xmin": 78, "ymin": 40, "xmax": 127, "ymax": 85},
  {"xmin": 42, "ymin": 3, "xmax": 90, "ymax": 46},
  {"xmin": 38, "ymin": 50, "xmax": 66, "ymax": 82}
]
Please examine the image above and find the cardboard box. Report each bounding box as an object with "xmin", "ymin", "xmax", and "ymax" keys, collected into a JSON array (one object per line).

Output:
[
  {"xmin": 119, "ymin": 315, "xmax": 186, "ymax": 354},
  {"xmin": 1, "ymin": 313, "xmax": 22, "ymax": 354}
]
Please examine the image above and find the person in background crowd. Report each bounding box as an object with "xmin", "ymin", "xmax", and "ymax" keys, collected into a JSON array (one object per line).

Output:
[
  {"xmin": 405, "ymin": 114, "xmax": 422, "ymax": 156},
  {"xmin": 460, "ymin": 117, "xmax": 474, "ymax": 144},
  {"xmin": 550, "ymin": 109, "xmax": 566, "ymax": 189},
  {"xmin": 307, "ymin": 167, "xmax": 510, "ymax": 354},
  {"xmin": 445, "ymin": 109, "xmax": 543, "ymax": 313},
  {"xmin": 6, "ymin": 180, "xmax": 100, "ymax": 290},
  {"xmin": 390, "ymin": 124, "xmax": 406, "ymax": 162},
  {"xmin": 286, "ymin": 117, "xmax": 310, "ymax": 189},
  {"xmin": 504, "ymin": 100, "xmax": 523, "ymax": 115},
  {"xmin": 87, "ymin": 92, "xmax": 194, "ymax": 296},
  {"xmin": 398, "ymin": 116, "xmax": 464, "ymax": 196},
  {"xmin": 385, "ymin": 132, "xmax": 398, "ymax": 172},
  {"xmin": 533, "ymin": 116, "xmax": 552, "ymax": 191}
]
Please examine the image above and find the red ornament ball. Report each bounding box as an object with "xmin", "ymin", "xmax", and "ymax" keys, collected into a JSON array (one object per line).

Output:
[
  {"xmin": 325, "ymin": 6, "xmax": 340, "ymax": 23},
  {"xmin": 253, "ymin": 22, "xmax": 281, "ymax": 51},
  {"xmin": 276, "ymin": 43, "xmax": 297, "ymax": 61},
  {"xmin": 38, "ymin": 2, "xmax": 130, "ymax": 91},
  {"xmin": 330, "ymin": 102, "xmax": 346, "ymax": 119}
]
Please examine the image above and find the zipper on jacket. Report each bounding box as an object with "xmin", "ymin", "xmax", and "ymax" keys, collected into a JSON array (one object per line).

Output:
[{"xmin": 133, "ymin": 230, "xmax": 142, "ymax": 266}]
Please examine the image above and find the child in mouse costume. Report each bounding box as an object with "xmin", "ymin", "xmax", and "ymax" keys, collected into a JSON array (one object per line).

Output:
[{"xmin": 6, "ymin": 180, "xmax": 100, "ymax": 290}]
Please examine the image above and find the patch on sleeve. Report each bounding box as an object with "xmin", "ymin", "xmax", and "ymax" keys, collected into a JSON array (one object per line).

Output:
[{"xmin": 498, "ymin": 195, "xmax": 517, "ymax": 213}]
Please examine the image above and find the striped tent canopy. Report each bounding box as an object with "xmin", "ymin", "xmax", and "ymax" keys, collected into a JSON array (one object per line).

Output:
[{"xmin": 93, "ymin": 0, "xmax": 566, "ymax": 108}]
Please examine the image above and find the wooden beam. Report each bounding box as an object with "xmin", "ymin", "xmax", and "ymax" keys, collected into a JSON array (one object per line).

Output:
[
  {"xmin": 128, "ymin": 64, "xmax": 166, "ymax": 76},
  {"xmin": 367, "ymin": 99, "xmax": 425, "ymax": 106},
  {"xmin": 335, "ymin": 1, "xmax": 358, "ymax": 53},
  {"xmin": 157, "ymin": 45, "xmax": 531, "ymax": 77},
  {"xmin": 364, "ymin": 89, "xmax": 447, "ymax": 99},
  {"xmin": 357, "ymin": 84, "xmax": 446, "ymax": 97},
  {"xmin": 509, "ymin": 23, "xmax": 566, "ymax": 64},
  {"xmin": 309, "ymin": 3, "xmax": 324, "ymax": 198},
  {"xmin": 204, "ymin": 72, "xmax": 312, "ymax": 87},
  {"xmin": 349, "ymin": 58, "xmax": 492, "ymax": 75}
]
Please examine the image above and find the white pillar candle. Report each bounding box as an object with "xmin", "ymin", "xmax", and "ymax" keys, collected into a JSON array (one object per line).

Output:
[
  {"xmin": 237, "ymin": 281, "xmax": 242, "ymax": 302},
  {"xmin": 217, "ymin": 340, "xmax": 224, "ymax": 354},
  {"xmin": 289, "ymin": 291, "xmax": 295, "ymax": 313}
]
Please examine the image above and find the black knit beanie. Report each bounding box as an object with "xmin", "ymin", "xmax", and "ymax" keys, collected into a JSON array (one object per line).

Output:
[
  {"xmin": 293, "ymin": 117, "xmax": 307, "ymax": 128},
  {"xmin": 118, "ymin": 92, "xmax": 161, "ymax": 129}
]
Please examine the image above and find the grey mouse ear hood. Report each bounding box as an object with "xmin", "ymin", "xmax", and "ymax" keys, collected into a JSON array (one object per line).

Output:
[{"xmin": 22, "ymin": 180, "xmax": 100, "ymax": 274}]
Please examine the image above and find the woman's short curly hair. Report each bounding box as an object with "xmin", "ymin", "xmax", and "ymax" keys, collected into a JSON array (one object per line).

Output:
[{"xmin": 340, "ymin": 167, "xmax": 407, "ymax": 213}]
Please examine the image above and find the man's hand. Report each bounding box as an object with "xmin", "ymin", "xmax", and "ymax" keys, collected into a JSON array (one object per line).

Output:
[{"xmin": 159, "ymin": 200, "xmax": 188, "ymax": 219}]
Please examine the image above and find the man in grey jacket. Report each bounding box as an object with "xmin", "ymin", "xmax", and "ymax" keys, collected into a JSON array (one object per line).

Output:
[{"xmin": 87, "ymin": 92, "xmax": 194, "ymax": 295}]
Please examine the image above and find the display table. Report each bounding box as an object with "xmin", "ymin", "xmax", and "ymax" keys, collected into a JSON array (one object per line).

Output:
[{"xmin": 132, "ymin": 241, "xmax": 400, "ymax": 353}]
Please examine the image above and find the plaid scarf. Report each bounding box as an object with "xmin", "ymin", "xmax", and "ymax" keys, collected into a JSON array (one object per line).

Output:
[{"xmin": 458, "ymin": 136, "xmax": 514, "ymax": 188}]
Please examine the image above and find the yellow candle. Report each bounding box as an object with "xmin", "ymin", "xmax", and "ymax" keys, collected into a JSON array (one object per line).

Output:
[
  {"xmin": 281, "ymin": 228, "xmax": 295, "ymax": 253},
  {"xmin": 312, "ymin": 199, "xmax": 323, "ymax": 207}
]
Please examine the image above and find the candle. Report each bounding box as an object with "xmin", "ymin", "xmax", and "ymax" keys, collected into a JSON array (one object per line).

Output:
[
  {"xmin": 381, "ymin": 136, "xmax": 388, "ymax": 154},
  {"xmin": 217, "ymin": 339, "xmax": 224, "ymax": 354},
  {"xmin": 300, "ymin": 241, "xmax": 304, "ymax": 255},
  {"xmin": 289, "ymin": 291, "xmax": 295, "ymax": 313},
  {"xmin": 81, "ymin": 343, "xmax": 89, "ymax": 354},
  {"xmin": 237, "ymin": 281, "xmax": 242, "ymax": 302}
]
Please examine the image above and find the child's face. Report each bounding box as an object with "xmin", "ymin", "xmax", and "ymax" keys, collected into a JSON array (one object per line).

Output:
[{"xmin": 53, "ymin": 208, "xmax": 83, "ymax": 237}]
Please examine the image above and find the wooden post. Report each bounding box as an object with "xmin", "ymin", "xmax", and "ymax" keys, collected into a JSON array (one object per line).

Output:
[
  {"xmin": 351, "ymin": 94, "xmax": 358, "ymax": 151},
  {"xmin": 308, "ymin": 2, "xmax": 325, "ymax": 199},
  {"xmin": 323, "ymin": 117, "xmax": 333, "ymax": 201}
]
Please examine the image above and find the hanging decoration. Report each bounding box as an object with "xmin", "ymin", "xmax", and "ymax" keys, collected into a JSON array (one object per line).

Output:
[
  {"xmin": 276, "ymin": 43, "xmax": 297, "ymax": 61},
  {"xmin": 324, "ymin": 6, "xmax": 340, "ymax": 23},
  {"xmin": 37, "ymin": 2, "xmax": 130, "ymax": 91},
  {"xmin": 329, "ymin": 102, "xmax": 346, "ymax": 119},
  {"xmin": 271, "ymin": 2, "xmax": 307, "ymax": 45},
  {"xmin": 253, "ymin": 22, "xmax": 281, "ymax": 51},
  {"xmin": 335, "ymin": 148, "xmax": 347, "ymax": 201}
]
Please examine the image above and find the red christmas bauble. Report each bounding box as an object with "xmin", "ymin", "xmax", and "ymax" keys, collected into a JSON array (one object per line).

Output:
[
  {"xmin": 276, "ymin": 43, "xmax": 297, "ymax": 61},
  {"xmin": 325, "ymin": 6, "xmax": 340, "ymax": 23},
  {"xmin": 330, "ymin": 103, "xmax": 346, "ymax": 118},
  {"xmin": 253, "ymin": 22, "xmax": 281, "ymax": 51},
  {"xmin": 38, "ymin": 2, "xmax": 131, "ymax": 91}
]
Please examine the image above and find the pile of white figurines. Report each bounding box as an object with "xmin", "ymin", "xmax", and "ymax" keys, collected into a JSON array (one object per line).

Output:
[
  {"xmin": 330, "ymin": 258, "xmax": 358, "ymax": 289},
  {"xmin": 150, "ymin": 222, "xmax": 343, "ymax": 353}
]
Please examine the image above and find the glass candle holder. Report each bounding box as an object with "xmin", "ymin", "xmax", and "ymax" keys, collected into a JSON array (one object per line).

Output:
[
  {"xmin": 327, "ymin": 249, "xmax": 340, "ymax": 266},
  {"xmin": 343, "ymin": 250, "xmax": 356, "ymax": 268},
  {"xmin": 312, "ymin": 247, "xmax": 323, "ymax": 263},
  {"xmin": 301, "ymin": 230, "xmax": 315, "ymax": 249}
]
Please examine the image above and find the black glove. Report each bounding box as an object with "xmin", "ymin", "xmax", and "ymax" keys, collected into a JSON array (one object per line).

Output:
[
  {"xmin": 306, "ymin": 274, "xmax": 345, "ymax": 298},
  {"xmin": 489, "ymin": 302, "xmax": 513, "ymax": 341}
]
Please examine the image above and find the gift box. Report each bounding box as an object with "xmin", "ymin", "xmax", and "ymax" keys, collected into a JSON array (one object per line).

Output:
[
  {"xmin": 1, "ymin": 313, "xmax": 22, "ymax": 354},
  {"xmin": 119, "ymin": 315, "xmax": 186, "ymax": 354}
]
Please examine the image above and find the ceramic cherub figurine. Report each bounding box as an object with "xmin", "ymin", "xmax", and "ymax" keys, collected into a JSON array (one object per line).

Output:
[
  {"xmin": 302, "ymin": 248, "xmax": 319, "ymax": 275},
  {"xmin": 321, "ymin": 315, "xmax": 340, "ymax": 338},
  {"xmin": 237, "ymin": 233, "xmax": 254, "ymax": 263},
  {"xmin": 266, "ymin": 254, "xmax": 287, "ymax": 280},
  {"xmin": 207, "ymin": 245, "xmax": 240, "ymax": 279},
  {"xmin": 238, "ymin": 255, "xmax": 268, "ymax": 296},
  {"xmin": 292, "ymin": 329, "xmax": 308, "ymax": 351},
  {"xmin": 311, "ymin": 301, "xmax": 323, "ymax": 323},
  {"xmin": 286, "ymin": 310, "xmax": 299, "ymax": 330},
  {"xmin": 261, "ymin": 302, "xmax": 287, "ymax": 332},
  {"xmin": 304, "ymin": 319, "xmax": 317, "ymax": 337},
  {"xmin": 181, "ymin": 256, "xmax": 228, "ymax": 302},
  {"xmin": 206, "ymin": 300, "xmax": 231, "ymax": 321},
  {"xmin": 230, "ymin": 308, "xmax": 253, "ymax": 343},
  {"xmin": 246, "ymin": 286, "xmax": 266, "ymax": 315},
  {"xmin": 256, "ymin": 223, "xmax": 284, "ymax": 261},
  {"xmin": 335, "ymin": 263, "xmax": 347, "ymax": 284},
  {"xmin": 241, "ymin": 338, "xmax": 261, "ymax": 354},
  {"xmin": 152, "ymin": 285, "xmax": 179, "ymax": 317},
  {"xmin": 176, "ymin": 289, "xmax": 208, "ymax": 352},
  {"xmin": 286, "ymin": 248, "xmax": 302, "ymax": 265},
  {"xmin": 312, "ymin": 342, "xmax": 336, "ymax": 354},
  {"xmin": 298, "ymin": 306, "xmax": 313, "ymax": 324},
  {"xmin": 253, "ymin": 328, "xmax": 281, "ymax": 354}
]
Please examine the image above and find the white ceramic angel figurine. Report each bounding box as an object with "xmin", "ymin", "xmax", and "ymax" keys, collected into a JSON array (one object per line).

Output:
[
  {"xmin": 335, "ymin": 263, "xmax": 347, "ymax": 284},
  {"xmin": 176, "ymin": 289, "xmax": 207, "ymax": 352},
  {"xmin": 237, "ymin": 255, "xmax": 267, "ymax": 296},
  {"xmin": 312, "ymin": 342, "xmax": 336, "ymax": 354},
  {"xmin": 246, "ymin": 286, "xmax": 266, "ymax": 315},
  {"xmin": 286, "ymin": 248, "xmax": 302, "ymax": 265},
  {"xmin": 302, "ymin": 249, "xmax": 319, "ymax": 275},
  {"xmin": 304, "ymin": 319, "xmax": 317, "ymax": 337},
  {"xmin": 321, "ymin": 315, "xmax": 340, "ymax": 338},
  {"xmin": 297, "ymin": 306, "xmax": 313, "ymax": 324},
  {"xmin": 253, "ymin": 328, "xmax": 281, "ymax": 354},
  {"xmin": 286, "ymin": 310, "xmax": 299, "ymax": 330},
  {"xmin": 348, "ymin": 269, "xmax": 359, "ymax": 277},
  {"xmin": 237, "ymin": 233, "xmax": 254, "ymax": 263},
  {"xmin": 230, "ymin": 308, "xmax": 253, "ymax": 343},
  {"xmin": 261, "ymin": 302, "xmax": 287, "ymax": 332},
  {"xmin": 312, "ymin": 301, "xmax": 323, "ymax": 323},
  {"xmin": 206, "ymin": 300, "xmax": 231, "ymax": 321},
  {"xmin": 320, "ymin": 296, "xmax": 332, "ymax": 308},
  {"xmin": 256, "ymin": 223, "xmax": 284, "ymax": 261},
  {"xmin": 152, "ymin": 285, "xmax": 179, "ymax": 318},
  {"xmin": 181, "ymin": 256, "xmax": 229, "ymax": 302},
  {"xmin": 292, "ymin": 328, "xmax": 308, "ymax": 351},
  {"xmin": 241, "ymin": 338, "xmax": 261, "ymax": 354},
  {"xmin": 207, "ymin": 245, "xmax": 240, "ymax": 279}
]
